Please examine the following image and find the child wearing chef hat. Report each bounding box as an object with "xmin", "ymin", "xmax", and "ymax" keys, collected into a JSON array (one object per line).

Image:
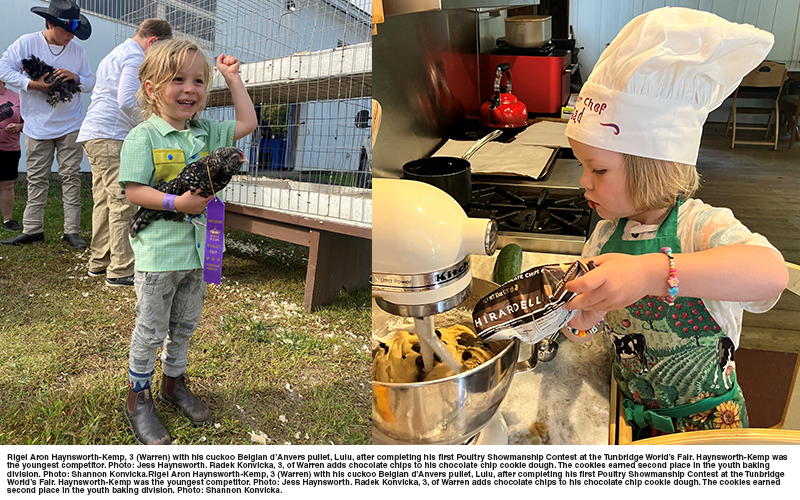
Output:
[{"xmin": 561, "ymin": 7, "xmax": 789, "ymax": 439}]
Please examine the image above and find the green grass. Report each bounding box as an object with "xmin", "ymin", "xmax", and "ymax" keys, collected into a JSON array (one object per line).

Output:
[{"xmin": 0, "ymin": 178, "xmax": 370, "ymax": 445}]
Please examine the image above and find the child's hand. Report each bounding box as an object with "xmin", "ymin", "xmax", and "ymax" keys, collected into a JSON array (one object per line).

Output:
[
  {"xmin": 176, "ymin": 189, "xmax": 214, "ymax": 215},
  {"xmin": 563, "ymin": 253, "xmax": 660, "ymax": 313},
  {"xmin": 216, "ymin": 54, "xmax": 241, "ymax": 80},
  {"xmin": 567, "ymin": 308, "xmax": 606, "ymax": 331}
]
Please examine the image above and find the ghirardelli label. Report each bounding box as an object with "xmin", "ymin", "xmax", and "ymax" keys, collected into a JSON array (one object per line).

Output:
[{"xmin": 473, "ymin": 261, "xmax": 592, "ymax": 344}]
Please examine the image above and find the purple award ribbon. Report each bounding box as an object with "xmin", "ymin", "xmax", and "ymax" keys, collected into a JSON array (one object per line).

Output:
[{"xmin": 203, "ymin": 197, "xmax": 225, "ymax": 284}]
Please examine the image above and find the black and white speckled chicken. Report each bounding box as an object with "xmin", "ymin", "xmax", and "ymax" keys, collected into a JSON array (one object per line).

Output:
[
  {"xmin": 21, "ymin": 55, "xmax": 81, "ymax": 107},
  {"xmin": 129, "ymin": 147, "xmax": 247, "ymax": 237}
]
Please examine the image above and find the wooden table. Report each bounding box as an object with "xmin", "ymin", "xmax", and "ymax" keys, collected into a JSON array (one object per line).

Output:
[{"xmin": 225, "ymin": 203, "xmax": 371, "ymax": 311}]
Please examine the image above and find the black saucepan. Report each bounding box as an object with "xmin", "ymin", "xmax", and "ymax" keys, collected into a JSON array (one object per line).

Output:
[{"xmin": 402, "ymin": 129, "xmax": 502, "ymax": 207}]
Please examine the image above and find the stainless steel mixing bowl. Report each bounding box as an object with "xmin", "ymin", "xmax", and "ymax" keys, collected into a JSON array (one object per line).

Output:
[{"xmin": 372, "ymin": 278, "xmax": 520, "ymax": 445}]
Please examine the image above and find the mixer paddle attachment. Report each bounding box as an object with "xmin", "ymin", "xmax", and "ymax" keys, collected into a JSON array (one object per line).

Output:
[
  {"xmin": 414, "ymin": 316, "xmax": 462, "ymax": 375},
  {"xmin": 416, "ymin": 318, "xmax": 434, "ymax": 372}
]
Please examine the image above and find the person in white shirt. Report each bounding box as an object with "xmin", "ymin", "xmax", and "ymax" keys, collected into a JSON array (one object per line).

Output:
[
  {"xmin": 77, "ymin": 19, "xmax": 173, "ymax": 287},
  {"xmin": 0, "ymin": 0, "xmax": 95, "ymax": 248}
]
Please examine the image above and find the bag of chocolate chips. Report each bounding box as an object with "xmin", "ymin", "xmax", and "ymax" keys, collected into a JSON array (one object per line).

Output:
[{"xmin": 472, "ymin": 260, "xmax": 594, "ymax": 344}]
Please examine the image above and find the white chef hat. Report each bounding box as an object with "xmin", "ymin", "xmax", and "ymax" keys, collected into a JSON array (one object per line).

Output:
[{"xmin": 565, "ymin": 7, "xmax": 774, "ymax": 165}]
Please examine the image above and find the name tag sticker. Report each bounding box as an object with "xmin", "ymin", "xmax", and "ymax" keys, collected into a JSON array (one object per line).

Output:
[{"xmin": 203, "ymin": 197, "xmax": 225, "ymax": 285}]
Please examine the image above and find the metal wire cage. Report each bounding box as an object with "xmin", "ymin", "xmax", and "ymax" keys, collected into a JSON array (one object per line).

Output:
[{"xmin": 83, "ymin": 0, "xmax": 372, "ymax": 228}]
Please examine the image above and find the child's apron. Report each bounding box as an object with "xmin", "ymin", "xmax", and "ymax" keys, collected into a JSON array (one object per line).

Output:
[{"xmin": 600, "ymin": 201, "xmax": 748, "ymax": 439}]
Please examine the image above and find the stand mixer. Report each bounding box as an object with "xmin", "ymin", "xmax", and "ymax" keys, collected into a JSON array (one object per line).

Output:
[
  {"xmin": 372, "ymin": 178, "xmax": 498, "ymax": 374},
  {"xmin": 372, "ymin": 178, "xmax": 497, "ymax": 317},
  {"xmin": 372, "ymin": 179, "xmax": 518, "ymax": 445}
]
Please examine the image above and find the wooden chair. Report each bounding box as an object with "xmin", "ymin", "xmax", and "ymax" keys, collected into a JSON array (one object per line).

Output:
[
  {"xmin": 725, "ymin": 61, "xmax": 787, "ymax": 150},
  {"xmin": 779, "ymin": 93, "xmax": 800, "ymax": 149},
  {"xmin": 610, "ymin": 262, "xmax": 800, "ymax": 445}
]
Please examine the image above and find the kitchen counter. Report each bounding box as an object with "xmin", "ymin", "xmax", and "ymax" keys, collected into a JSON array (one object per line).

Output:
[{"xmin": 472, "ymin": 252, "xmax": 612, "ymax": 445}]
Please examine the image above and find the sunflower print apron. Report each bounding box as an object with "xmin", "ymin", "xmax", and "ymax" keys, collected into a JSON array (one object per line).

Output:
[{"xmin": 600, "ymin": 201, "xmax": 748, "ymax": 440}]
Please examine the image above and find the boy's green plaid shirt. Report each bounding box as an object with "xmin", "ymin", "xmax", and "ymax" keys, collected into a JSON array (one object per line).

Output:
[{"xmin": 119, "ymin": 114, "xmax": 236, "ymax": 272}]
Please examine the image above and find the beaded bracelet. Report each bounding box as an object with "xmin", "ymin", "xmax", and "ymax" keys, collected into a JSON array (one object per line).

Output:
[
  {"xmin": 661, "ymin": 246, "xmax": 679, "ymax": 306},
  {"xmin": 162, "ymin": 194, "xmax": 177, "ymax": 212},
  {"xmin": 566, "ymin": 317, "xmax": 605, "ymax": 338}
]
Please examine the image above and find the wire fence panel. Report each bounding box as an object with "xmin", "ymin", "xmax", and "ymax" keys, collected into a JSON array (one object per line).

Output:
[{"xmin": 81, "ymin": 0, "xmax": 372, "ymax": 228}]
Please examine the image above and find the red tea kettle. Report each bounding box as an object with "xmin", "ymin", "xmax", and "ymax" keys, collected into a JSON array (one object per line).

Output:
[{"xmin": 479, "ymin": 63, "xmax": 528, "ymax": 129}]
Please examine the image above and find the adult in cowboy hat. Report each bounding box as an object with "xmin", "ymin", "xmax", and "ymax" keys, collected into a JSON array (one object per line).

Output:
[
  {"xmin": 31, "ymin": 0, "xmax": 93, "ymax": 41},
  {"xmin": 0, "ymin": 0, "xmax": 96, "ymax": 248}
]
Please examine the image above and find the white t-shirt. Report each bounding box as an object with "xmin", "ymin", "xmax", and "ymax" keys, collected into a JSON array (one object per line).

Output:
[
  {"xmin": 582, "ymin": 198, "xmax": 784, "ymax": 348},
  {"xmin": 77, "ymin": 38, "xmax": 145, "ymax": 143},
  {"xmin": 0, "ymin": 31, "xmax": 95, "ymax": 140}
]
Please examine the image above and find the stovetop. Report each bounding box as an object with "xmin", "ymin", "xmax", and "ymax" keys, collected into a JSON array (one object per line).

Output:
[
  {"xmin": 467, "ymin": 185, "xmax": 590, "ymax": 236},
  {"xmin": 491, "ymin": 39, "xmax": 571, "ymax": 58},
  {"xmin": 465, "ymin": 150, "xmax": 599, "ymax": 255},
  {"xmin": 444, "ymin": 121, "xmax": 597, "ymax": 255}
]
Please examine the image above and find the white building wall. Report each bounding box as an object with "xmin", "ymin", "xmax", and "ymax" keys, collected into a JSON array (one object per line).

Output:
[
  {"xmin": 570, "ymin": 0, "xmax": 800, "ymax": 121},
  {"xmin": 572, "ymin": 0, "xmax": 800, "ymax": 74},
  {"xmin": 293, "ymin": 2, "xmax": 371, "ymax": 173}
]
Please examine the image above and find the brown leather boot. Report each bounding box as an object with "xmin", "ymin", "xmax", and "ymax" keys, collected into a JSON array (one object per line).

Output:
[
  {"xmin": 159, "ymin": 374, "xmax": 212, "ymax": 426},
  {"xmin": 124, "ymin": 388, "xmax": 171, "ymax": 445}
]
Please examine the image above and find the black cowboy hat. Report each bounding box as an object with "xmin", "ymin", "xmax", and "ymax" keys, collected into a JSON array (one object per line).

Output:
[{"xmin": 31, "ymin": 0, "xmax": 92, "ymax": 41}]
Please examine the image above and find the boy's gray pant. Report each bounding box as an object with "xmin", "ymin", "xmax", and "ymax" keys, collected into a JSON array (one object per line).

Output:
[{"xmin": 128, "ymin": 269, "xmax": 206, "ymax": 380}]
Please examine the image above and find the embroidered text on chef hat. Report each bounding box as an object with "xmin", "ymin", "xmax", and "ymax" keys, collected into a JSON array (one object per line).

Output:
[{"xmin": 565, "ymin": 7, "xmax": 774, "ymax": 165}]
